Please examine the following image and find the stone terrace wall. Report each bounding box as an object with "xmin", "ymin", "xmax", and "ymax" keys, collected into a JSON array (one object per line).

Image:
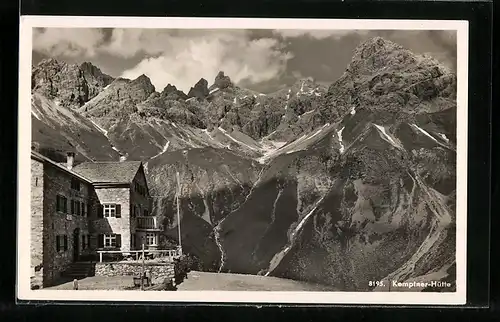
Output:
[{"xmin": 95, "ymin": 262, "xmax": 175, "ymax": 285}]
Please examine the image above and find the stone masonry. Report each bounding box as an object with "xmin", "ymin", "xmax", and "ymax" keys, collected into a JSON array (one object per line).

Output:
[
  {"xmin": 95, "ymin": 262, "xmax": 175, "ymax": 285},
  {"xmin": 31, "ymin": 159, "xmax": 44, "ymax": 274},
  {"xmin": 93, "ymin": 187, "xmax": 132, "ymax": 252},
  {"xmin": 41, "ymin": 162, "xmax": 93, "ymax": 286}
]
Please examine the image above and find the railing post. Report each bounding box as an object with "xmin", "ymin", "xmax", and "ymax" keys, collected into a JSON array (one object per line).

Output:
[{"xmin": 99, "ymin": 252, "xmax": 102, "ymax": 263}]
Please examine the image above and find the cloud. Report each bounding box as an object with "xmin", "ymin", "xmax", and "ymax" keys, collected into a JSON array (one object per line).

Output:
[
  {"xmin": 32, "ymin": 28, "xmax": 105, "ymax": 57},
  {"xmin": 273, "ymin": 29, "xmax": 369, "ymax": 39},
  {"xmin": 117, "ymin": 29, "xmax": 293, "ymax": 92}
]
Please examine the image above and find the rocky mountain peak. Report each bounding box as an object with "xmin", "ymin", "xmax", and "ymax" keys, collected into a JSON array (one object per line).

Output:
[
  {"xmin": 320, "ymin": 36, "xmax": 456, "ymax": 124},
  {"xmin": 79, "ymin": 61, "xmax": 114, "ymax": 86},
  {"xmin": 161, "ymin": 84, "xmax": 188, "ymax": 101},
  {"xmin": 129, "ymin": 74, "xmax": 156, "ymax": 95},
  {"xmin": 35, "ymin": 58, "xmax": 65, "ymax": 70},
  {"xmin": 163, "ymin": 83, "xmax": 178, "ymax": 94},
  {"xmin": 211, "ymin": 71, "xmax": 233, "ymax": 90},
  {"xmin": 187, "ymin": 78, "xmax": 209, "ymax": 99}
]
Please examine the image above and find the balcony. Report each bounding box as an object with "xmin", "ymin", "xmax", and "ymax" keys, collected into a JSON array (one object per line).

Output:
[{"xmin": 136, "ymin": 216, "xmax": 162, "ymax": 231}]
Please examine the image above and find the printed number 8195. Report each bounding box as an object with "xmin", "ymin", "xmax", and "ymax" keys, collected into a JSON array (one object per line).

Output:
[{"xmin": 368, "ymin": 281, "xmax": 385, "ymax": 287}]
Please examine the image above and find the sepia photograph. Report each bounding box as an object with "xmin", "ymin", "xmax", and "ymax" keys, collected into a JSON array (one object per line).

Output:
[{"xmin": 17, "ymin": 17, "xmax": 468, "ymax": 304}]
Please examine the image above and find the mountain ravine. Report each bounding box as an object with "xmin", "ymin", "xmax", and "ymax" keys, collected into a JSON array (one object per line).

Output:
[{"xmin": 31, "ymin": 37, "xmax": 457, "ymax": 291}]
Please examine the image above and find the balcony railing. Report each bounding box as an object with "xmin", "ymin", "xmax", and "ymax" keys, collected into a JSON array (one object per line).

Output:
[
  {"xmin": 136, "ymin": 216, "xmax": 161, "ymax": 230},
  {"xmin": 96, "ymin": 248, "xmax": 180, "ymax": 263}
]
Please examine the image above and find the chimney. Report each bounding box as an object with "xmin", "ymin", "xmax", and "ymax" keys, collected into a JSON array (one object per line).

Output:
[{"xmin": 66, "ymin": 152, "xmax": 75, "ymax": 170}]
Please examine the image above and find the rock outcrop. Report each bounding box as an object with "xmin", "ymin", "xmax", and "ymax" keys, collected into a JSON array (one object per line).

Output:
[
  {"xmin": 187, "ymin": 78, "xmax": 209, "ymax": 100},
  {"xmin": 32, "ymin": 59, "xmax": 114, "ymax": 109}
]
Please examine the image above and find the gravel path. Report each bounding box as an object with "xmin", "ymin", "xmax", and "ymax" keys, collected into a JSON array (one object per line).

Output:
[
  {"xmin": 44, "ymin": 271, "xmax": 335, "ymax": 291},
  {"xmin": 177, "ymin": 271, "xmax": 336, "ymax": 291}
]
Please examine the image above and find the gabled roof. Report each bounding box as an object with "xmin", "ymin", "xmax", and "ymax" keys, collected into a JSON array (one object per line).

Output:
[
  {"xmin": 31, "ymin": 151, "xmax": 93, "ymax": 184},
  {"xmin": 71, "ymin": 161, "xmax": 143, "ymax": 184}
]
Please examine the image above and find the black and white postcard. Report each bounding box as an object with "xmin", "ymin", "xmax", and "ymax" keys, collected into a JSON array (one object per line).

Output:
[{"xmin": 17, "ymin": 16, "xmax": 468, "ymax": 305}]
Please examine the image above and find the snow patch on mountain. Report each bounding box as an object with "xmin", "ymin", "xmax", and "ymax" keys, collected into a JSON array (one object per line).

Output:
[
  {"xmin": 31, "ymin": 110, "xmax": 41, "ymax": 120},
  {"xmin": 337, "ymin": 126, "xmax": 345, "ymax": 153},
  {"xmin": 299, "ymin": 109, "xmax": 316, "ymax": 119},
  {"xmin": 410, "ymin": 123, "xmax": 439, "ymax": 143},
  {"xmin": 90, "ymin": 119, "xmax": 108, "ymax": 137},
  {"xmin": 438, "ymin": 133, "xmax": 450, "ymax": 143},
  {"xmin": 218, "ymin": 127, "xmax": 260, "ymax": 152},
  {"xmin": 374, "ymin": 124, "xmax": 401, "ymax": 149},
  {"xmin": 150, "ymin": 141, "xmax": 170, "ymax": 159}
]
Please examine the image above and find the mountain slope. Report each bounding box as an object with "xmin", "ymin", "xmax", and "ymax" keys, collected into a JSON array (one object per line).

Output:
[
  {"xmin": 31, "ymin": 92, "xmax": 120, "ymax": 162},
  {"xmin": 215, "ymin": 37, "xmax": 457, "ymax": 290}
]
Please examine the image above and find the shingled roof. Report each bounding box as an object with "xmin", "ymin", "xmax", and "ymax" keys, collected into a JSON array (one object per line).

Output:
[{"xmin": 71, "ymin": 161, "xmax": 143, "ymax": 183}]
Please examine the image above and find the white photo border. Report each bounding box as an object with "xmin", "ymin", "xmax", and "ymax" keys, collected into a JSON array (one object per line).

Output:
[{"xmin": 17, "ymin": 16, "xmax": 469, "ymax": 305}]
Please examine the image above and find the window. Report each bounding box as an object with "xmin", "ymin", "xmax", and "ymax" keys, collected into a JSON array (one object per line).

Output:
[
  {"xmin": 63, "ymin": 235, "xmax": 68, "ymax": 251},
  {"xmin": 80, "ymin": 235, "xmax": 90, "ymax": 249},
  {"xmin": 81, "ymin": 202, "xmax": 86, "ymax": 217},
  {"xmin": 56, "ymin": 236, "xmax": 61, "ymax": 252},
  {"xmin": 146, "ymin": 233, "xmax": 157, "ymax": 246},
  {"xmin": 143, "ymin": 209, "xmax": 149, "ymax": 217},
  {"xmin": 99, "ymin": 234, "xmax": 121, "ymax": 248},
  {"xmin": 135, "ymin": 182, "xmax": 146, "ymax": 196},
  {"xmin": 35, "ymin": 177, "xmax": 38, "ymax": 186},
  {"xmin": 71, "ymin": 200, "xmax": 81, "ymax": 216},
  {"xmin": 56, "ymin": 235, "xmax": 68, "ymax": 252},
  {"xmin": 56, "ymin": 195, "xmax": 67, "ymax": 213},
  {"xmin": 71, "ymin": 178, "xmax": 81, "ymax": 191},
  {"xmin": 131, "ymin": 233, "xmax": 136, "ymax": 249},
  {"xmin": 100, "ymin": 204, "xmax": 121, "ymax": 218}
]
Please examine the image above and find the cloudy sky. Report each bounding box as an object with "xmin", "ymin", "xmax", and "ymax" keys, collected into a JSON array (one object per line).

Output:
[{"xmin": 32, "ymin": 28, "xmax": 456, "ymax": 94}]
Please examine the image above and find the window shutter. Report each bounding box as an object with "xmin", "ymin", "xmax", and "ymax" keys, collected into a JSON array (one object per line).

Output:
[
  {"xmin": 97, "ymin": 234, "xmax": 104, "ymax": 248},
  {"xmin": 98, "ymin": 205, "xmax": 103, "ymax": 218},
  {"xmin": 81, "ymin": 202, "xmax": 85, "ymax": 217},
  {"xmin": 63, "ymin": 235, "xmax": 68, "ymax": 251},
  {"xmin": 87, "ymin": 203, "xmax": 91, "ymax": 218},
  {"xmin": 116, "ymin": 234, "xmax": 121, "ymax": 248},
  {"xmin": 56, "ymin": 196, "xmax": 60, "ymax": 211},
  {"xmin": 63, "ymin": 198, "xmax": 68, "ymax": 213},
  {"xmin": 56, "ymin": 236, "xmax": 60, "ymax": 252},
  {"xmin": 115, "ymin": 204, "xmax": 121, "ymax": 218},
  {"xmin": 70, "ymin": 200, "xmax": 74, "ymax": 214}
]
